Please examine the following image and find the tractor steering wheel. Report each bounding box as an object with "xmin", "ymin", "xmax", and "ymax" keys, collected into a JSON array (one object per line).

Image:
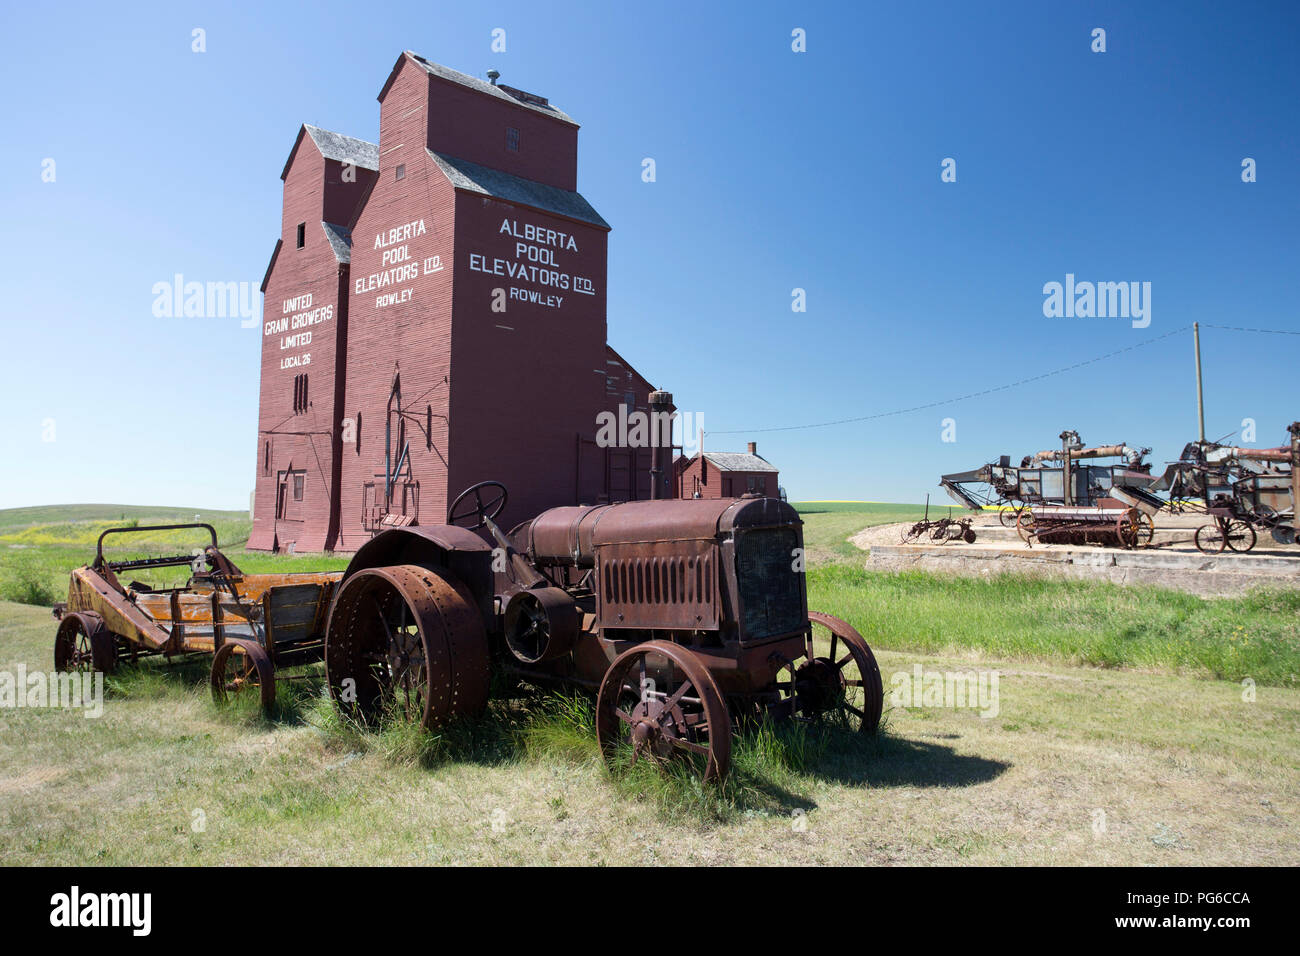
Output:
[{"xmin": 447, "ymin": 481, "xmax": 509, "ymax": 531}]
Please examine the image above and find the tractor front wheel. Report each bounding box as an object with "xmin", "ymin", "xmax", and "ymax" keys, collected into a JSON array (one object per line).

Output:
[
  {"xmin": 804, "ymin": 612, "xmax": 884, "ymax": 734},
  {"xmin": 596, "ymin": 640, "xmax": 732, "ymax": 783}
]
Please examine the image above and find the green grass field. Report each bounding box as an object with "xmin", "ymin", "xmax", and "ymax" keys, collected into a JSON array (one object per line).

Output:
[{"xmin": 1, "ymin": 501, "xmax": 1297, "ymax": 865}]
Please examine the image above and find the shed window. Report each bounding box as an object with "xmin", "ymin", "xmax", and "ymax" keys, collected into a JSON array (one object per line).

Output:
[
  {"xmin": 296, "ymin": 222, "xmax": 305, "ymax": 248},
  {"xmin": 293, "ymin": 473, "xmax": 304, "ymax": 501},
  {"xmin": 506, "ymin": 127, "xmax": 519, "ymax": 152},
  {"xmin": 263, "ymin": 440, "xmax": 270, "ymax": 475},
  {"xmin": 395, "ymin": 163, "xmax": 406, "ymax": 181}
]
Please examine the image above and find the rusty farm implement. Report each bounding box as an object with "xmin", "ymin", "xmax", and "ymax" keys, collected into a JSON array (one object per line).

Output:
[
  {"xmin": 941, "ymin": 430, "xmax": 1163, "ymax": 549},
  {"xmin": 53, "ymin": 523, "xmax": 340, "ymax": 710},
  {"xmin": 53, "ymin": 481, "xmax": 883, "ymax": 784}
]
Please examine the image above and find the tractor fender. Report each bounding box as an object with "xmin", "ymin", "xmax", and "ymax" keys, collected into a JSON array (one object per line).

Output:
[{"xmin": 340, "ymin": 526, "xmax": 496, "ymax": 630}]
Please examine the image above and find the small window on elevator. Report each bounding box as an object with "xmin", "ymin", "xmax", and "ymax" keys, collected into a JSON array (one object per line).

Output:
[
  {"xmin": 296, "ymin": 222, "xmax": 306, "ymax": 248},
  {"xmin": 506, "ymin": 127, "xmax": 519, "ymax": 152}
]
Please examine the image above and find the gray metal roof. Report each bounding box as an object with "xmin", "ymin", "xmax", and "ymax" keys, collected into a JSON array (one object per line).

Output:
[
  {"xmin": 703, "ymin": 452, "xmax": 776, "ymax": 473},
  {"xmin": 304, "ymin": 125, "xmax": 379, "ymax": 171},
  {"xmin": 321, "ymin": 222, "xmax": 353, "ymax": 263},
  {"xmin": 427, "ymin": 150, "xmax": 609, "ymax": 229},
  {"xmin": 406, "ymin": 52, "xmax": 577, "ymax": 126}
]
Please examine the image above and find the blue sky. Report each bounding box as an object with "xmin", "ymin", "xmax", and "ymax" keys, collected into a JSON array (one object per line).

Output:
[{"xmin": 2, "ymin": 0, "xmax": 1296, "ymax": 510}]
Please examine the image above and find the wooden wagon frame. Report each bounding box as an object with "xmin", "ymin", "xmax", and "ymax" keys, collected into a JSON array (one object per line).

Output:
[{"xmin": 52, "ymin": 523, "xmax": 340, "ymax": 710}]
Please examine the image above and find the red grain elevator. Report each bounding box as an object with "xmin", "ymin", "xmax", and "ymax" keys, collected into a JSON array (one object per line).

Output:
[{"xmin": 250, "ymin": 52, "xmax": 657, "ymax": 553}]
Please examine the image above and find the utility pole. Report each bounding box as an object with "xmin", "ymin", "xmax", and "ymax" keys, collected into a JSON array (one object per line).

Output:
[{"xmin": 1193, "ymin": 322, "xmax": 1206, "ymax": 443}]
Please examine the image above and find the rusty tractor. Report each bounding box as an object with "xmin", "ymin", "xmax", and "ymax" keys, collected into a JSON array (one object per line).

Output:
[
  {"xmin": 52, "ymin": 524, "xmax": 341, "ymax": 711},
  {"xmin": 322, "ymin": 481, "xmax": 883, "ymax": 782}
]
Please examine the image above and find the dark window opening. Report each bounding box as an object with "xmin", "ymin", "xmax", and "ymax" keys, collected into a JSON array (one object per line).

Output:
[
  {"xmin": 293, "ymin": 473, "xmax": 304, "ymax": 501},
  {"xmin": 295, "ymin": 222, "xmax": 305, "ymax": 248},
  {"xmin": 395, "ymin": 163, "xmax": 405, "ymax": 181},
  {"xmin": 263, "ymin": 440, "xmax": 270, "ymax": 475},
  {"xmin": 426, "ymin": 405, "xmax": 432, "ymax": 449},
  {"xmin": 506, "ymin": 127, "xmax": 519, "ymax": 152},
  {"xmin": 292, "ymin": 373, "xmax": 310, "ymax": 414},
  {"xmin": 355, "ymin": 413, "xmax": 362, "ymax": 453}
]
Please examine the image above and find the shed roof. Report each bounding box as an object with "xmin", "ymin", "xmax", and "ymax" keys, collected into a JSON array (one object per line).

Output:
[
  {"xmin": 428, "ymin": 150, "xmax": 609, "ymax": 229},
  {"xmin": 304, "ymin": 125, "xmax": 379, "ymax": 170},
  {"xmin": 402, "ymin": 52, "xmax": 578, "ymax": 126},
  {"xmin": 703, "ymin": 452, "xmax": 777, "ymax": 473}
]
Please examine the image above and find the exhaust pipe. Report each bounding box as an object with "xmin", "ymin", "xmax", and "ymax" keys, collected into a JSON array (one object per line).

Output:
[{"xmin": 648, "ymin": 390, "xmax": 675, "ymax": 500}]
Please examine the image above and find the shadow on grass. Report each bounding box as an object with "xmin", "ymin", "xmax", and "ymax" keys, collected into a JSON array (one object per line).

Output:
[
  {"xmin": 103, "ymin": 654, "xmax": 327, "ymax": 727},
  {"xmin": 811, "ymin": 723, "xmax": 1009, "ymax": 789}
]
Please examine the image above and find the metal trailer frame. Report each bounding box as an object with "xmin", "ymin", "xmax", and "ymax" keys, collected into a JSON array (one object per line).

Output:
[{"xmin": 52, "ymin": 523, "xmax": 341, "ymax": 711}]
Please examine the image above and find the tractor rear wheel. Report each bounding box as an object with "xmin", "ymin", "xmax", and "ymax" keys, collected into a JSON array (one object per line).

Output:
[
  {"xmin": 325, "ymin": 565, "xmax": 490, "ymax": 728},
  {"xmin": 596, "ymin": 640, "xmax": 732, "ymax": 783}
]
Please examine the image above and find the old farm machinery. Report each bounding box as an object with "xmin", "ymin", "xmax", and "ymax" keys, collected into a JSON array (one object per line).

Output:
[
  {"xmin": 941, "ymin": 431, "xmax": 1163, "ymax": 549},
  {"xmin": 1154, "ymin": 422, "xmax": 1300, "ymax": 554},
  {"xmin": 52, "ymin": 524, "xmax": 340, "ymax": 710},
  {"xmin": 900, "ymin": 496, "xmax": 977, "ymax": 544},
  {"xmin": 322, "ymin": 481, "xmax": 883, "ymax": 782},
  {"xmin": 53, "ymin": 486, "xmax": 883, "ymax": 783}
]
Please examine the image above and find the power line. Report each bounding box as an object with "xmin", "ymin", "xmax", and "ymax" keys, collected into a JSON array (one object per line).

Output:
[
  {"xmin": 1201, "ymin": 323, "xmax": 1300, "ymax": 336},
  {"xmin": 706, "ymin": 325, "xmax": 1191, "ymax": 436}
]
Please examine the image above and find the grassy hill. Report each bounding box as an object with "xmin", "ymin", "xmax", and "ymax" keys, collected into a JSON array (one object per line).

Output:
[{"xmin": 0, "ymin": 503, "xmax": 257, "ymax": 605}]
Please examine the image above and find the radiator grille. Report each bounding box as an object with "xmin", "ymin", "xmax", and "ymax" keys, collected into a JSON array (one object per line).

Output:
[
  {"xmin": 597, "ymin": 545, "xmax": 717, "ymax": 629},
  {"xmin": 735, "ymin": 526, "xmax": 804, "ymax": 641}
]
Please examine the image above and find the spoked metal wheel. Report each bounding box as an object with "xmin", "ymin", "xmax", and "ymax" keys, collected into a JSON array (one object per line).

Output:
[
  {"xmin": 1194, "ymin": 521, "xmax": 1227, "ymax": 555},
  {"xmin": 1224, "ymin": 519, "xmax": 1256, "ymax": 553},
  {"xmin": 1133, "ymin": 512, "xmax": 1156, "ymax": 549},
  {"xmin": 1115, "ymin": 508, "xmax": 1150, "ymax": 550},
  {"xmin": 325, "ymin": 564, "xmax": 489, "ymax": 728},
  {"xmin": 1016, "ymin": 507, "xmax": 1036, "ymax": 545},
  {"xmin": 999, "ymin": 506, "xmax": 1020, "ymax": 528},
  {"xmin": 54, "ymin": 612, "xmax": 116, "ymax": 673},
  {"xmin": 210, "ymin": 638, "xmax": 276, "ymax": 713},
  {"xmin": 802, "ymin": 612, "xmax": 884, "ymax": 734},
  {"xmin": 596, "ymin": 640, "xmax": 732, "ymax": 783}
]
